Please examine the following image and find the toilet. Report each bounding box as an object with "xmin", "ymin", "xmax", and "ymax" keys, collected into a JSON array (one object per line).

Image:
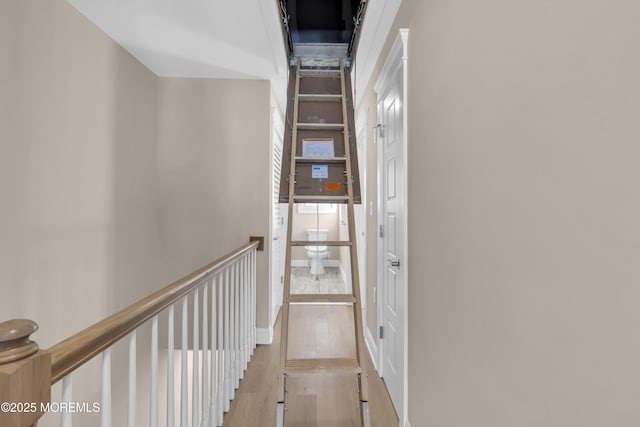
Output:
[{"xmin": 305, "ymin": 228, "xmax": 330, "ymax": 275}]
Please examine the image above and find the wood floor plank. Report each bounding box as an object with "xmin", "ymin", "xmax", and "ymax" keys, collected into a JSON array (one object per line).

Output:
[
  {"xmin": 287, "ymin": 305, "xmax": 356, "ymax": 360},
  {"xmin": 222, "ymin": 307, "xmax": 398, "ymax": 426},
  {"xmin": 286, "ymin": 373, "xmax": 359, "ymax": 426}
]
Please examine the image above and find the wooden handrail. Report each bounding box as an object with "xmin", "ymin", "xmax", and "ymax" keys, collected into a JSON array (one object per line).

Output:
[{"xmin": 47, "ymin": 240, "xmax": 260, "ymax": 384}]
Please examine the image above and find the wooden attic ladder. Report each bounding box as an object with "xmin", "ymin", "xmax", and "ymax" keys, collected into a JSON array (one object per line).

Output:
[{"xmin": 276, "ymin": 58, "xmax": 370, "ymax": 426}]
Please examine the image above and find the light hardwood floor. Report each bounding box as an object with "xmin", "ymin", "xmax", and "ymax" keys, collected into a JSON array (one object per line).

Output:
[{"xmin": 222, "ymin": 305, "xmax": 398, "ymax": 426}]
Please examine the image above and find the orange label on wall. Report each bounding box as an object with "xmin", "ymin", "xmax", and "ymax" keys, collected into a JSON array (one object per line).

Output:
[{"xmin": 325, "ymin": 182, "xmax": 340, "ymax": 191}]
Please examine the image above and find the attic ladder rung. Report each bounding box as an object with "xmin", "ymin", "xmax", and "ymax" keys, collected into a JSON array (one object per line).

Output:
[
  {"xmin": 299, "ymin": 69, "xmax": 341, "ymax": 77},
  {"xmin": 298, "ymin": 94, "xmax": 343, "ymax": 102},
  {"xmin": 296, "ymin": 122, "xmax": 344, "ymax": 130},
  {"xmin": 287, "ymin": 294, "xmax": 356, "ymax": 303},
  {"xmin": 294, "ymin": 156, "xmax": 347, "ymax": 163},
  {"xmin": 293, "ymin": 195, "xmax": 349, "ymax": 202},
  {"xmin": 284, "ymin": 358, "xmax": 360, "ymax": 373},
  {"xmin": 289, "ymin": 240, "xmax": 352, "ymax": 247}
]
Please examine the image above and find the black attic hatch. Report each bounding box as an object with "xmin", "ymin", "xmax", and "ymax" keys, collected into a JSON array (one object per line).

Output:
[
  {"xmin": 278, "ymin": 0, "xmax": 367, "ymax": 60},
  {"xmin": 286, "ymin": 0, "xmax": 361, "ymax": 44}
]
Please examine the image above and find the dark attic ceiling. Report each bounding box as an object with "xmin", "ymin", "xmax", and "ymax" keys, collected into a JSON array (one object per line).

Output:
[{"xmin": 285, "ymin": 0, "xmax": 363, "ymax": 44}]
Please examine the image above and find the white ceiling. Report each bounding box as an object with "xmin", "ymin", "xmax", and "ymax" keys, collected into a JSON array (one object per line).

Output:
[
  {"xmin": 66, "ymin": 0, "xmax": 399, "ymax": 110},
  {"xmin": 66, "ymin": 0, "xmax": 288, "ymax": 80}
]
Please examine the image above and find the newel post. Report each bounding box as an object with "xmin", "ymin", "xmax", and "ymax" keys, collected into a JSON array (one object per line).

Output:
[{"xmin": 0, "ymin": 319, "xmax": 51, "ymax": 427}]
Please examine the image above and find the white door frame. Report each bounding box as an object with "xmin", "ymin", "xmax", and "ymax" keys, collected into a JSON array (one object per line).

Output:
[
  {"xmin": 267, "ymin": 106, "xmax": 285, "ymax": 344},
  {"xmin": 355, "ymin": 110, "xmax": 369, "ymax": 353},
  {"xmin": 375, "ymin": 28, "xmax": 409, "ymax": 427}
]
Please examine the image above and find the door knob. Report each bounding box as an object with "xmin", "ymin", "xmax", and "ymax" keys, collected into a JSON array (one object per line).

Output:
[{"xmin": 388, "ymin": 259, "xmax": 400, "ymax": 267}]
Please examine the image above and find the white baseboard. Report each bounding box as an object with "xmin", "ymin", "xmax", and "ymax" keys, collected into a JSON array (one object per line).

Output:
[
  {"xmin": 256, "ymin": 327, "xmax": 273, "ymax": 345},
  {"xmin": 364, "ymin": 325, "xmax": 379, "ymax": 372}
]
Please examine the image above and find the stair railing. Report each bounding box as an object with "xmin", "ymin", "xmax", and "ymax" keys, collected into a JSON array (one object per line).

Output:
[{"xmin": 0, "ymin": 239, "xmax": 261, "ymax": 427}]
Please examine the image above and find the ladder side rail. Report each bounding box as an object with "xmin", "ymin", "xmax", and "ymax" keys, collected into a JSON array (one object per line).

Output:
[
  {"xmin": 340, "ymin": 60, "xmax": 371, "ymax": 426},
  {"xmin": 277, "ymin": 58, "xmax": 302, "ymax": 407}
]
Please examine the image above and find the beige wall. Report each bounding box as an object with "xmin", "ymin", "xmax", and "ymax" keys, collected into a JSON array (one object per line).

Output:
[
  {"xmin": 0, "ymin": 0, "xmax": 160, "ymax": 348},
  {"xmin": 359, "ymin": 0, "xmax": 640, "ymax": 425},
  {"xmin": 1, "ymin": 1, "xmax": 272, "ymax": 425},
  {"xmin": 156, "ymin": 77, "xmax": 272, "ymax": 329},
  {"xmin": 1, "ymin": 1, "xmax": 161, "ymax": 425},
  {"xmin": 0, "ymin": 2, "xmax": 273, "ymax": 335}
]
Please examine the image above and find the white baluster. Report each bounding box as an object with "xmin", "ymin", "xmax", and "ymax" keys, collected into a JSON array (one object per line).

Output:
[
  {"xmin": 181, "ymin": 297, "xmax": 188, "ymax": 427},
  {"xmin": 251, "ymin": 250, "xmax": 256, "ymax": 350},
  {"xmin": 128, "ymin": 331, "xmax": 137, "ymax": 427},
  {"xmin": 253, "ymin": 249, "xmax": 257, "ymax": 350},
  {"xmin": 150, "ymin": 316, "xmax": 158, "ymax": 427},
  {"xmin": 101, "ymin": 348, "xmax": 112, "ymax": 427},
  {"xmin": 231, "ymin": 262, "xmax": 238, "ymax": 393},
  {"xmin": 249, "ymin": 252, "xmax": 254, "ymax": 354},
  {"xmin": 217, "ymin": 270, "xmax": 225, "ymax": 425},
  {"xmin": 223, "ymin": 267, "xmax": 231, "ymax": 412},
  {"xmin": 61, "ymin": 375, "xmax": 72, "ymax": 427},
  {"xmin": 244, "ymin": 254, "xmax": 250, "ymax": 368},
  {"xmin": 193, "ymin": 289, "xmax": 200, "ymax": 427},
  {"xmin": 248, "ymin": 252, "xmax": 252, "ymax": 352},
  {"xmin": 167, "ymin": 305, "xmax": 175, "ymax": 427},
  {"xmin": 243, "ymin": 255, "xmax": 249, "ymax": 370},
  {"xmin": 239, "ymin": 257, "xmax": 245, "ymax": 379},
  {"xmin": 236, "ymin": 261, "xmax": 244, "ymax": 388},
  {"xmin": 202, "ymin": 282, "xmax": 209, "ymax": 427},
  {"xmin": 210, "ymin": 275, "xmax": 217, "ymax": 427}
]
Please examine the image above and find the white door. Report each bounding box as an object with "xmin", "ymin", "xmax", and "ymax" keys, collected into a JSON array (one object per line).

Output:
[
  {"xmin": 378, "ymin": 64, "xmax": 405, "ymax": 418},
  {"xmin": 271, "ymin": 108, "xmax": 285, "ymax": 327}
]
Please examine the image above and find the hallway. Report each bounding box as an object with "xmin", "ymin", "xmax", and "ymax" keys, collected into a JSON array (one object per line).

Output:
[
  {"xmin": 223, "ymin": 308, "xmax": 398, "ymax": 426},
  {"xmin": 5, "ymin": 0, "xmax": 640, "ymax": 425}
]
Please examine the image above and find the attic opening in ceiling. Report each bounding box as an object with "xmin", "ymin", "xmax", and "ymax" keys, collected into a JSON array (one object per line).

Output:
[
  {"xmin": 285, "ymin": 0, "xmax": 361, "ymax": 44},
  {"xmin": 279, "ymin": 0, "xmax": 367, "ymax": 56}
]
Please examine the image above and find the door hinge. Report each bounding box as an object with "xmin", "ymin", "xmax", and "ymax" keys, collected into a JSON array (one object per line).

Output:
[
  {"xmin": 379, "ymin": 224, "xmax": 384, "ymax": 238},
  {"xmin": 379, "ymin": 326, "xmax": 384, "ymax": 339}
]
